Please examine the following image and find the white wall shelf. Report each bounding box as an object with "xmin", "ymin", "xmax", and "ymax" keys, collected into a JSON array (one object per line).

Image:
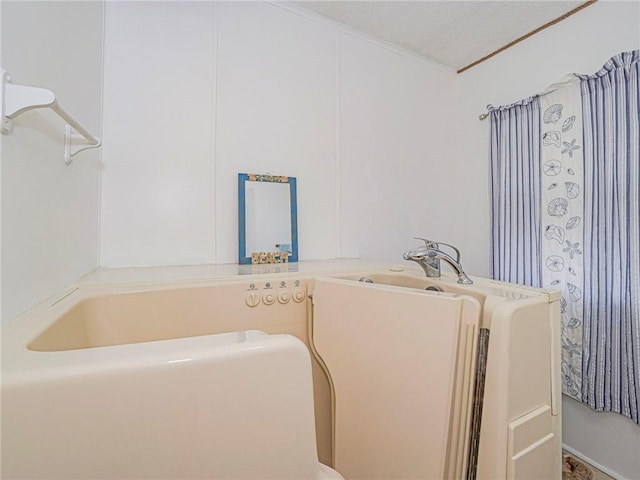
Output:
[{"xmin": 1, "ymin": 69, "xmax": 101, "ymax": 164}]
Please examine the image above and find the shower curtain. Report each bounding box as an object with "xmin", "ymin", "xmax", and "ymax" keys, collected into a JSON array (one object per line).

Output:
[{"xmin": 489, "ymin": 51, "xmax": 639, "ymax": 423}]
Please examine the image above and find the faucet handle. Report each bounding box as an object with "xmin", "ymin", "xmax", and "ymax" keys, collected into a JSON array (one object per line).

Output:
[
  {"xmin": 435, "ymin": 242, "xmax": 462, "ymax": 263},
  {"xmin": 413, "ymin": 238, "xmax": 462, "ymax": 263},
  {"xmin": 413, "ymin": 237, "xmax": 439, "ymax": 249}
]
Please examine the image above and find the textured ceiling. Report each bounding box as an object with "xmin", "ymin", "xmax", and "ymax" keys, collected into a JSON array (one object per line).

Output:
[{"xmin": 292, "ymin": 1, "xmax": 589, "ymax": 71}]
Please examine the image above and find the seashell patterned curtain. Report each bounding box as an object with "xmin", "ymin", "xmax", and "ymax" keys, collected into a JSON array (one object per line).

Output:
[{"xmin": 488, "ymin": 51, "xmax": 640, "ymax": 423}]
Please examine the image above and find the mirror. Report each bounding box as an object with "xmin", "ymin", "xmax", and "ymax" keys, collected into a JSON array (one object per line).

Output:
[{"xmin": 238, "ymin": 173, "xmax": 298, "ymax": 265}]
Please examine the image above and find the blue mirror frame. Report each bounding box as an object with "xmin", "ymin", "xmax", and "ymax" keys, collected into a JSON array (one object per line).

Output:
[{"xmin": 238, "ymin": 173, "xmax": 298, "ymax": 265}]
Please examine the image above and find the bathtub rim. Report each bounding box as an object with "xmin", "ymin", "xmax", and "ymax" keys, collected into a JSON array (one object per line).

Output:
[{"xmin": 2, "ymin": 260, "xmax": 560, "ymax": 380}]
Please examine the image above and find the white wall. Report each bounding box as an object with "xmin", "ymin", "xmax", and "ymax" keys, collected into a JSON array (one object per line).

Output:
[
  {"xmin": 1, "ymin": 1, "xmax": 103, "ymax": 322},
  {"xmin": 339, "ymin": 32, "xmax": 456, "ymax": 261},
  {"xmin": 455, "ymin": 1, "xmax": 640, "ymax": 477},
  {"xmin": 100, "ymin": 1, "xmax": 215, "ymax": 267},
  {"xmin": 100, "ymin": 1, "xmax": 457, "ymax": 267}
]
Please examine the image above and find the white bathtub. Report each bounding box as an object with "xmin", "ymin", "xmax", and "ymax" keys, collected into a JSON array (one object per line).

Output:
[{"xmin": 1, "ymin": 261, "xmax": 562, "ymax": 479}]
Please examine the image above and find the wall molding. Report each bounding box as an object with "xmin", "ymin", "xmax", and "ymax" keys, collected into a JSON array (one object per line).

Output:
[{"xmin": 562, "ymin": 443, "xmax": 627, "ymax": 480}]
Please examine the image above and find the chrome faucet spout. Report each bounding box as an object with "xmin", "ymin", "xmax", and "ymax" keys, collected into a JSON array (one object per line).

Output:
[
  {"xmin": 430, "ymin": 249, "xmax": 473, "ymax": 285},
  {"xmin": 403, "ymin": 239, "xmax": 473, "ymax": 285}
]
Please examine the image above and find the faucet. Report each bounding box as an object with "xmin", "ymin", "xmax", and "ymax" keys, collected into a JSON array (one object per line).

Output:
[{"xmin": 403, "ymin": 238, "xmax": 473, "ymax": 285}]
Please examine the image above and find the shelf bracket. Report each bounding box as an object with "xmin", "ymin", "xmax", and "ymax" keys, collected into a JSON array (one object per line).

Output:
[{"xmin": 1, "ymin": 69, "xmax": 101, "ymax": 164}]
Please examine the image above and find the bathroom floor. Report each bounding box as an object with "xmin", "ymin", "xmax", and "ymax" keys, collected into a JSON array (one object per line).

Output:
[{"xmin": 562, "ymin": 453, "xmax": 616, "ymax": 480}]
